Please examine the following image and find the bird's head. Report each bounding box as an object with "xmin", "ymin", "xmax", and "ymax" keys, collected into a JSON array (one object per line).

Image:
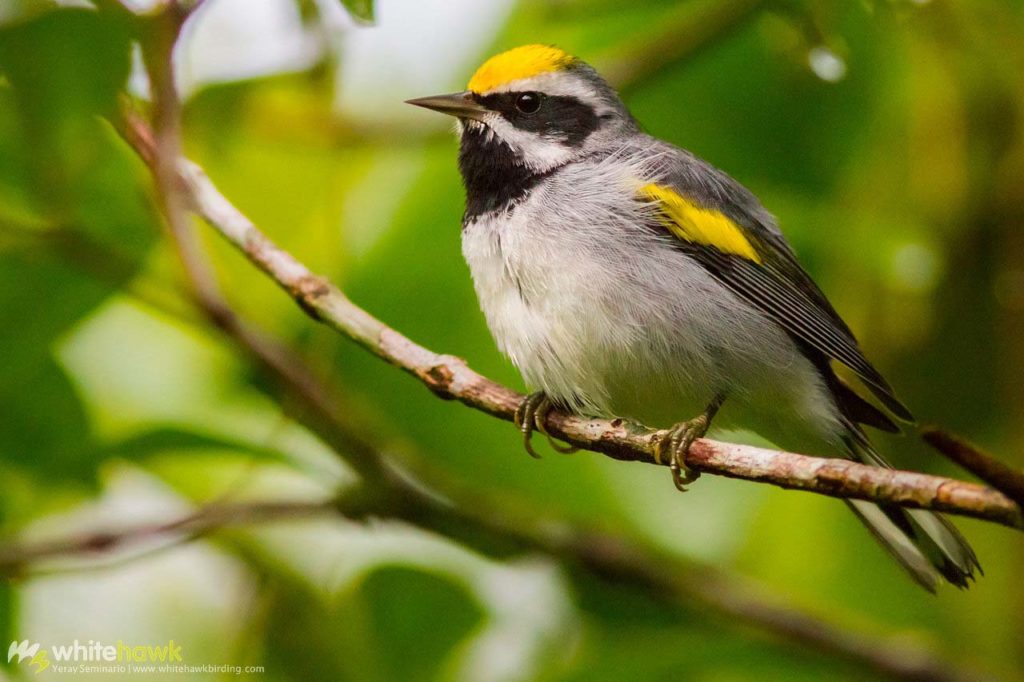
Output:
[{"xmin": 407, "ymin": 45, "xmax": 636, "ymax": 174}]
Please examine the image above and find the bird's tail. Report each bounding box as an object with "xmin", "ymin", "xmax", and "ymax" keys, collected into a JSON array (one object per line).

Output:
[{"xmin": 843, "ymin": 436, "xmax": 981, "ymax": 592}]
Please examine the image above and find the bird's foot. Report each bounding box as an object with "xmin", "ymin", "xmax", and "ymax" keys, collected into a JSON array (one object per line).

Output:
[
  {"xmin": 653, "ymin": 417, "xmax": 708, "ymax": 491},
  {"xmin": 653, "ymin": 396, "xmax": 724, "ymax": 492},
  {"xmin": 513, "ymin": 392, "xmax": 579, "ymax": 458}
]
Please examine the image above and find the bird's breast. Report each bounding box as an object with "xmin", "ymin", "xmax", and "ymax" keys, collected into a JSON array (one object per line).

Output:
[
  {"xmin": 460, "ymin": 209, "xmax": 557, "ymax": 380},
  {"xmin": 459, "ymin": 171, "xmax": 725, "ymax": 418}
]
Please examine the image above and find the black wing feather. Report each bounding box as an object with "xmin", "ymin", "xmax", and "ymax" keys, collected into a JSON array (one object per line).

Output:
[{"xmin": 651, "ymin": 145, "xmax": 914, "ymax": 422}]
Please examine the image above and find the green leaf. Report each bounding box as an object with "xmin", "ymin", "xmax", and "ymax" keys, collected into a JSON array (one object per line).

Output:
[
  {"xmin": 0, "ymin": 7, "xmax": 134, "ymax": 208},
  {"xmin": 339, "ymin": 0, "xmax": 374, "ymax": 25},
  {"xmin": 0, "ymin": 354, "xmax": 93, "ymax": 484},
  {"xmin": 0, "ymin": 249, "xmax": 115, "ymax": 379},
  {"xmin": 0, "ymin": 7, "xmax": 154, "ymax": 254},
  {"xmin": 261, "ymin": 565, "xmax": 482, "ymax": 681},
  {"xmin": 0, "ymin": 252, "xmax": 104, "ymax": 484},
  {"xmin": 359, "ymin": 567, "xmax": 482, "ymax": 681},
  {"xmin": 0, "ymin": 7, "xmax": 158, "ymax": 489}
]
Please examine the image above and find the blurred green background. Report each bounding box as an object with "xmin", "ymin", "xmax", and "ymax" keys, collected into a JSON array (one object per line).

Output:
[{"xmin": 1, "ymin": 0, "xmax": 1023, "ymax": 679}]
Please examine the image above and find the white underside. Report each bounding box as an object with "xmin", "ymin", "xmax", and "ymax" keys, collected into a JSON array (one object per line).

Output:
[{"xmin": 461, "ymin": 150, "xmax": 846, "ymax": 454}]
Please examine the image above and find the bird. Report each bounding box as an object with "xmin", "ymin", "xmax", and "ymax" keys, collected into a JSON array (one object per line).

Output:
[{"xmin": 406, "ymin": 44, "xmax": 979, "ymax": 591}]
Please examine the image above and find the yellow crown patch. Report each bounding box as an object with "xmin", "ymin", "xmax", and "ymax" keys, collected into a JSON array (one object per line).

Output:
[{"xmin": 467, "ymin": 45, "xmax": 576, "ymax": 94}]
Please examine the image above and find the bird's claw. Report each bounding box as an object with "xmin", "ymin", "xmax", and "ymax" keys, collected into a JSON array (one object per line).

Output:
[
  {"xmin": 653, "ymin": 415, "xmax": 710, "ymax": 492},
  {"xmin": 514, "ymin": 392, "xmax": 579, "ymax": 458}
]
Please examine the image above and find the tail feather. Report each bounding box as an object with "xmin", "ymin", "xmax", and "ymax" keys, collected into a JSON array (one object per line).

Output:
[
  {"xmin": 845, "ymin": 499, "xmax": 941, "ymax": 592},
  {"xmin": 905, "ymin": 508, "xmax": 981, "ymax": 586},
  {"xmin": 844, "ymin": 437, "xmax": 980, "ymax": 590},
  {"xmin": 800, "ymin": 342, "xmax": 978, "ymax": 589},
  {"xmin": 833, "ymin": 376, "xmax": 899, "ymax": 433}
]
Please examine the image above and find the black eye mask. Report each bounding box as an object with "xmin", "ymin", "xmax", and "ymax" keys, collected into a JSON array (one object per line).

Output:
[{"xmin": 476, "ymin": 91, "xmax": 600, "ymax": 147}]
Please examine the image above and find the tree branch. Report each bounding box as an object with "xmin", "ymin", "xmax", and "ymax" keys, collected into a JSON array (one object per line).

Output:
[
  {"xmin": 121, "ymin": 113, "xmax": 1022, "ymax": 531},
  {"xmin": 922, "ymin": 427, "xmax": 1024, "ymax": 509}
]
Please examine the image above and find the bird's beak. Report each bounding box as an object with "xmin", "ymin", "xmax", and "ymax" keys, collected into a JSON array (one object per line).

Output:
[{"xmin": 405, "ymin": 91, "xmax": 488, "ymax": 122}]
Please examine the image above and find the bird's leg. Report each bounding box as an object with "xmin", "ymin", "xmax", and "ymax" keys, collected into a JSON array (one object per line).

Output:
[
  {"xmin": 514, "ymin": 391, "xmax": 579, "ymax": 458},
  {"xmin": 654, "ymin": 394, "xmax": 725, "ymax": 492}
]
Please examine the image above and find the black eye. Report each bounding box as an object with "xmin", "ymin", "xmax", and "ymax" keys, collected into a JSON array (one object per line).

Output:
[{"xmin": 514, "ymin": 92, "xmax": 542, "ymax": 114}]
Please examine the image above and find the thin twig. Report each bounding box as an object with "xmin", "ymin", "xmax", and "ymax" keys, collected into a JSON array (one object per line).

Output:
[
  {"xmin": 922, "ymin": 427, "xmax": 1024, "ymax": 509},
  {"xmin": 0, "ymin": 500, "xmax": 335, "ymax": 575},
  {"xmin": 121, "ymin": 111, "xmax": 1023, "ymax": 530}
]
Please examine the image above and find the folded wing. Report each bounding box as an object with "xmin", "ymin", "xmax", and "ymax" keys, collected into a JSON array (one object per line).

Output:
[{"xmin": 638, "ymin": 177, "xmax": 913, "ymax": 422}]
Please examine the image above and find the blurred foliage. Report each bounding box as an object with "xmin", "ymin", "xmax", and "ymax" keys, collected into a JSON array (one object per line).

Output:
[
  {"xmin": 0, "ymin": 6, "xmax": 158, "ymax": 492},
  {"xmin": 262, "ymin": 566, "xmax": 483, "ymax": 681},
  {"xmin": 339, "ymin": 0, "xmax": 375, "ymax": 24},
  {"xmin": 1, "ymin": 0, "xmax": 1024, "ymax": 680}
]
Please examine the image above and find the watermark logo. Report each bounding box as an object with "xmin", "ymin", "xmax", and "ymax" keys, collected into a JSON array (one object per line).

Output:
[
  {"xmin": 7, "ymin": 640, "xmax": 50, "ymax": 674},
  {"xmin": 7, "ymin": 639, "xmax": 263, "ymax": 676}
]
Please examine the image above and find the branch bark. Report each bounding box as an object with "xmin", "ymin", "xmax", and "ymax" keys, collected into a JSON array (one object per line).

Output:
[{"xmin": 121, "ymin": 112, "xmax": 1023, "ymax": 531}]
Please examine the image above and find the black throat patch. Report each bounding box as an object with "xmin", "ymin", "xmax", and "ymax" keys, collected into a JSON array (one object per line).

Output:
[{"xmin": 458, "ymin": 125, "xmax": 556, "ymax": 223}]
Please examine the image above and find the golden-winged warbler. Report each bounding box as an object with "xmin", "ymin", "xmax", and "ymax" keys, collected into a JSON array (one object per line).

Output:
[{"xmin": 407, "ymin": 45, "xmax": 979, "ymax": 591}]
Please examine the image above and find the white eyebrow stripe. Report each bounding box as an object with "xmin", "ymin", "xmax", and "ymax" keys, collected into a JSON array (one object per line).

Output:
[{"xmin": 480, "ymin": 71, "xmax": 599, "ymax": 102}]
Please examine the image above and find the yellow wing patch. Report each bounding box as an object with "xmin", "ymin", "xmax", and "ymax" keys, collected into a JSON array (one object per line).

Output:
[
  {"xmin": 638, "ymin": 183, "xmax": 761, "ymax": 263},
  {"xmin": 467, "ymin": 44, "xmax": 576, "ymax": 94}
]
